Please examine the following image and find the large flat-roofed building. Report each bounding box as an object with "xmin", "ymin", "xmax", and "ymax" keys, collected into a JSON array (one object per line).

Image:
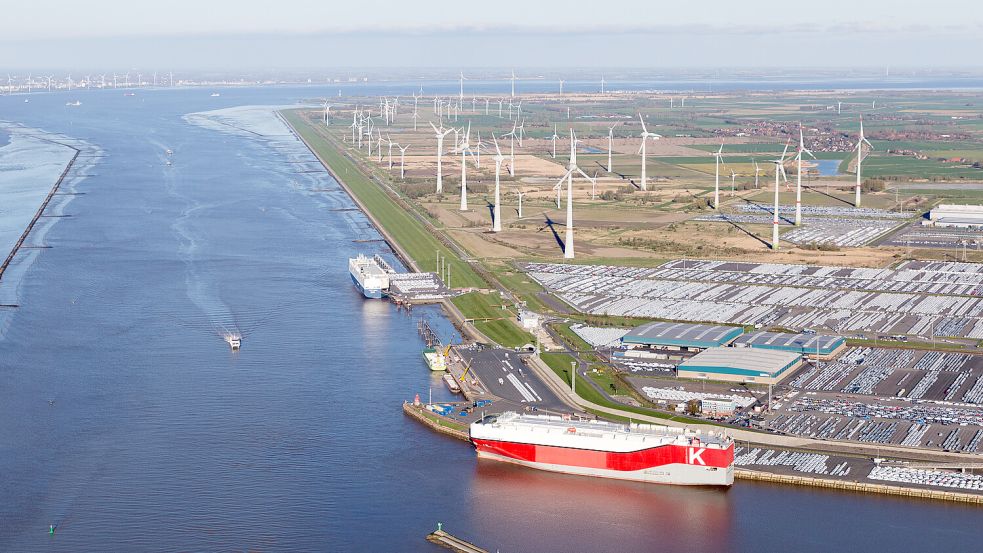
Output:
[
  {"xmin": 621, "ymin": 322, "xmax": 743, "ymax": 352},
  {"xmin": 923, "ymin": 204, "xmax": 983, "ymax": 228},
  {"xmin": 677, "ymin": 347, "xmax": 802, "ymax": 384},
  {"xmin": 733, "ymin": 331, "xmax": 846, "ymax": 360}
]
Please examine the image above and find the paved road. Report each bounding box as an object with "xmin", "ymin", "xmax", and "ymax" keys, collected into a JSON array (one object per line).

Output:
[{"xmin": 458, "ymin": 347, "xmax": 569, "ymax": 411}]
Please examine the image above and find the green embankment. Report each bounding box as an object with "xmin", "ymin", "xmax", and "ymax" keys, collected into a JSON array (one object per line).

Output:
[
  {"xmin": 539, "ymin": 353, "xmax": 681, "ymax": 421},
  {"xmin": 281, "ymin": 110, "xmax": 484, "ymax": 288},
  {"xmin": 452, "ymin": 291, "xmax": 534, "ymax": 348}
]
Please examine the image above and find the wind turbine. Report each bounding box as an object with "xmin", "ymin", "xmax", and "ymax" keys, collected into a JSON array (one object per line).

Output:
[
  {"xmin": 491, "ymin": 134, "xmax": 506, "ymax": 232},
  {"xmin": 550, "ymin": 124, "xmax": 559, "ymax": 159},
  {"xmin": 753, "ymin": 158, "xmax": 761, "ymax": 189},
  {"xmin": 770, "ymin": 141, "xmax": 791, "ymax": 250},
  {"xmin": 510, "ymin": 70, "xmax": 516, "ymax": 98},
  {"xmin": 607, "ymin": 123, "xmax": 620, "ymax": 173},
  {"xmin": 600, "ymin": 76, "xmax": 605, "ymax": 93},
  {"xmin": 516, "ymin": 189, "xmax": 525, "ymax": 219},
  {"xmin": 713, "ymin": 143, "xmax": 724, "ymax": 209},
  {"xmin": 387, "ymin": 135, "xmax": 395, "ymax": 170},
  {"xmin": 430, "ymin": 121, "xmax": 453, "ymax": 193},
  {"xmin": 398, "ymin": 144, "xmax": 409, "ymax": 180},
  {"xmin": 730, "ymin": 170, "xmax": 737, "ymax": 196},
  {"xmin": 794, "ymin": 125, "xmax": 816, "ymax": 226},
  {"xmin": 458, "ymin": 122, "xmax": 477, "ymax": 211},
  {"xmin": 504, "ymin": 122, "xmax": 517, "ymax": 177},
  {"xmin": 459, "ymin": 71, "xmax": 466, "ymax": 108},
  {"xmin": 555, "ymin": 129, "xmax": 596, "ymax": 259},
  {"xmin": 559, "ymin": 79, "xmax": 564, "ymax": 95},
  {"xmin": 854, "ymin": 115, "xmax": 873, "ymax": 207},
  {"xmin": 323, "ymin": 102, "xmax": 331, "ymax": 126},
  {"xmin": 637, "ymin": 114, "xmax": 661, "ymax": 191}
]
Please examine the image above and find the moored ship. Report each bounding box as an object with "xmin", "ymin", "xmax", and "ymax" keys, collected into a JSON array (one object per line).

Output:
[
  {"xmin": 470, "ymin": 412, "xmax": 734, "ymax": 486},
  {"xmin": 349, "ymin": 254, "xmax": 389, "ymax": 298}
]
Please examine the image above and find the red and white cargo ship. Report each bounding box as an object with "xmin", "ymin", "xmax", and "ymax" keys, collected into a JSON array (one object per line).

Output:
[{"xmin": 470, "ymin": 412, "xmax": 734, "ymax": 486}]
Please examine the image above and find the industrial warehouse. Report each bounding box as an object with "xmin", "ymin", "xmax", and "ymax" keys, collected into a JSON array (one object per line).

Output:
[
  {"xmin": 923, "ymin": 204, "xmax": 983, "ymax": 228},
  {"xmin": 676, "ymin": 347, "xmax": 803, "ymax": 384},
  {"xmin": 733, "ymin": 331, "xmax": 846, "ymax": 360},
  {"xmin": 620, "ymin": 321, "xmax": 744, "ymax": 351}
]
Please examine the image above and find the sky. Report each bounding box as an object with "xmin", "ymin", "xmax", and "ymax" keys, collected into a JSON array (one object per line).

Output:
[{"xmin": 1, "ymin": 0, "xmax": 981, "ymax": 70}]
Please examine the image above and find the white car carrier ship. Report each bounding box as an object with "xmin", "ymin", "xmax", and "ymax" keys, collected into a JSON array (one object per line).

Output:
[{"xmin": 349, "ymin": 254, "xmax": 390, "ymax": 299}]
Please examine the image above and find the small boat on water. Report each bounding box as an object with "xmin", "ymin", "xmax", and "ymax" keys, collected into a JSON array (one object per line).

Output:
[
  {"xmin": 65, "ymin": 100, "xmax": 81, "ymax": 106},
  {"xmin": 210, "ymin": 92, "xmax": 221, "ymax": 97},
  {"xmin": 225, "ymin": 334, "xmax": 241, "ymax": 350},
  {"xmin": 442, "ymin": 373, "xmax": 461, "ymax": 394}
]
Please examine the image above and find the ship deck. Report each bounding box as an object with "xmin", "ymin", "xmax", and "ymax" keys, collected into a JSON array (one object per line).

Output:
[{"xmin": 484, "ymin": 412, "xmax": 732, "ymax": 448}]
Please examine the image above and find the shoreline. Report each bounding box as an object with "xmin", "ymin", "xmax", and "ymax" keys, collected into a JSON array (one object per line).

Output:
[
  {"xmin": 276, "ymin": 110, "xmax": 493, "ymax": 345},
  {"xmin": 404, "ymin": 399, "xmax": 983, "ymax": 505},
  {"xmin": 0, "ymin": 134, "xmax": 82, "ymax": 282},
  {"xmin": 281, "ymin": 109, "xmax": 983, "ymax": 505}
]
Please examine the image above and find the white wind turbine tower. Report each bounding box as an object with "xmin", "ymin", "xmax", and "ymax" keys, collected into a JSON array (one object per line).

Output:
[
  {"xmin": 713, "ymin": 143, "xmax": 724, "ymax": 209},
  {"xmin": 376, "ymin": 131, "xmax": 384, "ymax": 163},
  {"xmin": 398, "ymin": 144, "xmax": 409, "ymax": 180},
  {"xmin": 607, "ymin": 122, "xmax": 620, "ymax": 173},
  {"xmin": 516, "ymin": 189, "xmax": 525, "ymax": 219},
  {"xmin": 323, "ymin": 102, "xmax": 331, "ymax": 126},
  {"xmin": 753, "ymin": 158, "xmax": 761, "ymax": 188},
  {"xmin": 550, "ymin": 124, "xmax": 560, "ymax": 159},
  {"xmin": 559, "ymin": 79, "xmax": 564, "ymax": 95},
  {"xmin": 600, "ymin": 76, "xmax": 605, "ymax": 93},
  {"xmin": 491, "ymin": 134, "xmax": 506, "ymax": 232},
  {"xmin": 504, "ymin": 123, "xmax": 517, "ymax": 177},
  {"xmin": 386, "ymin": 135, "xmax": 395, "ymax": 169},
  {"xmin": 430, "ymin": 121, "xmax": 453, "ymax": 193},
  {"xmin": 793, "ymin": 125, "xmax": 816, "ymax": 226},
  {"xmin": 770, "ymin": 141, "xmax": 791, "ymax": 250},
  {"xmin": 637, "ymin": 114, "xmax": 661, "ymax": 191},
  {"xmin": 459, "ymin": 71, "xmax": 466, "ymax": 108},
  {"xmin": 510, "ymin": 70, "xmax": 517, "ymax": 98},
  {"xmin": 854, "ymin": 115, "xmax": 873, "ymax": 207},
  {"xmin": 730, "ymin": 170, "xmax": 737, "ymax": 196},
  {"xmin": 458, "ymin": 122, "xmax": 478, "ymax": 211},
  {"xmin": 555, "ymin": 129, "xmax": 595, "ymax": 259}
]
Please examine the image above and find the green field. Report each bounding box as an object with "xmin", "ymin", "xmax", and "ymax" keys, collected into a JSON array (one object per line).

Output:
[
  {"xmin": 452, "ymin": 291, "xmax": 534, "ymax": 348},
  {"xmin": 281, "ymin": 110, "xmax": 485, "ymax": 288}
]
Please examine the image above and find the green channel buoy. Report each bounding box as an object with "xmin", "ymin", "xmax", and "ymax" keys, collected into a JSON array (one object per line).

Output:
[{"xmin": 49, "ymin": 524, "xmax": 55, "ymax": 535}]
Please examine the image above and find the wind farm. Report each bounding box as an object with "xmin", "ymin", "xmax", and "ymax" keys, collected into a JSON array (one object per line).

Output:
[{"xmin": 283, "ymin": 79, "xmax": 983, "ymax": 271}]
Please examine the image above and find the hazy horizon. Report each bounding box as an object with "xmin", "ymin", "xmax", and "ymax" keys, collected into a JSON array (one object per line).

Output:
[{"xmin": 2, "ymin": 0, "xmax": 981, "ymax": 70}]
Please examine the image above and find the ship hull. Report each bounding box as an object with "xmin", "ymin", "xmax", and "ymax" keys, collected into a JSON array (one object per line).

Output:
[
  {"xmin": 351, "ymin": 272, "xmax": 384, "ymax": 299},
  {"xmin": 472, "ymin": 438, "xmax": 734, "ymax": 486}
]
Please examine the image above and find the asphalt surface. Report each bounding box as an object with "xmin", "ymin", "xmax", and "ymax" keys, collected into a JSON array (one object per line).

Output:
[{"xmin": 458, "ymin": 347, "xmax": 569, "ymax": 411}]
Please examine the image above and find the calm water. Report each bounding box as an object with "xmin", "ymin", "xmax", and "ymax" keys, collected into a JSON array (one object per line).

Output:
[{"xmin": 0, "ymin": 87, "xmax": 980, "ymax": 552}]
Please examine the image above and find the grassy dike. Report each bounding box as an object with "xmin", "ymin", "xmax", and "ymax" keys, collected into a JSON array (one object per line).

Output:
[
  {"xmin": 281, "ymin": 109, "xmax": 484, "ymax": 288},
  {"xmin": 281, "ymin": 110, "xmax": 539, "ymax": 347}
]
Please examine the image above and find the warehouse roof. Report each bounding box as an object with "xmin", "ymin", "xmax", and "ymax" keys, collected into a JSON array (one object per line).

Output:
[
  {"xmin": 678, "ymin": 347, "xmax": 801, "ymax": 377},
  {"xmin": 622, "ymin": 321, "xmax": 743, "ymax": 348},
  {"xmin": 733, "ymin": 332, "xmax": 845, "ymax": 355}
]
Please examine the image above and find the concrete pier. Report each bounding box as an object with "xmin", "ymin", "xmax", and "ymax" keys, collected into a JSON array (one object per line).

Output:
[{"xmin": 426, "ymin": 529, "xmax": 489, "ymax": 553}]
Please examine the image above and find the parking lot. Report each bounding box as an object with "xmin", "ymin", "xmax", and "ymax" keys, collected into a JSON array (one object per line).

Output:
[
  {"xmin": 735, "ymin": 446, "xmax": 983, "ymax": 494},
  {"xmin": 456, "ymin": 346, "xmax": 569, "ymax": 411},
  {"xmin": 526, "ymin": 259, "xmax": 983, "ymax": 339},
  {"xmin": 761, "ymin": 347, "xmax": 983, "ymax": 454},
  {"xmin": 882, "ymin": 223, "xmax": 983, "ymax": 250}
]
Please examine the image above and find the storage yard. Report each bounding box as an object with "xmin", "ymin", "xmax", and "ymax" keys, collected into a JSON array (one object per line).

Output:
[
  {"xmin": 760, "ymin": 347, "xmax": 983, "ymax": 454},
  {"xmin": 735, "ymin": 447, "xmax": 983, "ymax": 495},
  {"xmin": 527, "ymin": 259, "xmax": 983, "ymax": 339}
]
